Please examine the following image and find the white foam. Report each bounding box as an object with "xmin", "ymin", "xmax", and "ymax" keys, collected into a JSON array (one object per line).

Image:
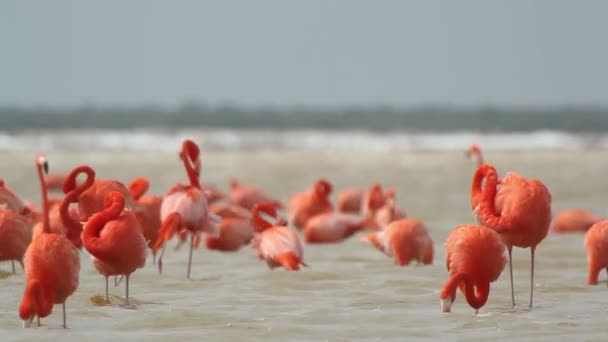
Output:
[{"xmin": 0, "ymin": 129, "xmax": 603, "ymax": 152}]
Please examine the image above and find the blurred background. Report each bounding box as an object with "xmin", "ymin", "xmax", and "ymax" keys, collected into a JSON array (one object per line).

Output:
[{"xmin": 1, "ymin": 0, "xmax": 607, "ymax": 153}]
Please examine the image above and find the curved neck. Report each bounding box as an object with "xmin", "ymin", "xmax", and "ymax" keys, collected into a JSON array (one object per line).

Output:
[
  {"xmin": 462, "ymin": 278, "xmax": 490, "ymax": 309},
  {"xmin": 20, "ymin": 280, "xmax": 53, "ymax": 320},
  {"xmin": 476, "ymin": 164, "xmax": 504, "ymax": 229},
  {"xmin": 182, "ymin": 154, "xmax": 201, "ymax": 189},
  {"xmin": 440, "ymin": 273, "xmax": 467, "ymax": 301},
  {"xmin": 85, "ymin": 194, "xmax": 124, "ymax": 239},
  {"xmin": 470, "ymin": 166, "xmax": 486, "ymax": 210},
  {"xmin": 36, "ymin": 164, "xmax": 50, "ymax": 234},
  {"xmin": 474, "ymin": 152, "xmax": 484, "ymax": 167},
  {"xmin": 61, "ymin": 166, "xmax": 95, "ymax": 232}
]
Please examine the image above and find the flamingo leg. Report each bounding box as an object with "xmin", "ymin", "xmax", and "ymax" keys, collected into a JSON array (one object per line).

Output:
[
  {"xmin": 37, "ymin": 316, "xmax": 40, "ymax": 327},
  {"xmin": 114, "ymin": 276, "xmax": 119, "ymax": 286},
  {"xmin": 11, "ymin": 260, "xmax": 15, "ymax": 274},
  {"xmin": 529, "ymin": 246, "xmax": 536, "ymax": 309},
  {"xmin": 125, "ymin": 275, "xmax": 130, "ymax": 305},
  {"xmin": 158, "ymin": 244, "xmax": 166, "ymax": 274},
  {"xmin": 62, "ymin": 302, "xmax": 67, "ymax": 329},
  {"xmin": 152, "ymin": 252, "xmax": 156, "ymax": 267},
  {"xmin": 187, "ymin": 232, "xmax": 194, "ymax": 279},
  {"xmin": 105, "ymin": 276, "xmax": 109, "ymax": 303},
  {"xmin": 508, "ymin": 247, "xmax": 515, "ymax": 307}
]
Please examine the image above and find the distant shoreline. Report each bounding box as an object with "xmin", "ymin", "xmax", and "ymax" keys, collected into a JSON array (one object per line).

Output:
[{"xmin": 1, "ymin": 105, "xmax": 607, "ymax": 132}]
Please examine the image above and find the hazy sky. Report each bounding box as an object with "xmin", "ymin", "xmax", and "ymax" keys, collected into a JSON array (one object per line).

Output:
[{"xmin": 1, "ymin": 1, "xmax": 607, "ymax": 107}]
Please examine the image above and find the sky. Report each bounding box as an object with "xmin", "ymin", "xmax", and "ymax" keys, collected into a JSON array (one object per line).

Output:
[{"xmin": 1, "ymin": 0, "xmax": 607, "ymax": 108}]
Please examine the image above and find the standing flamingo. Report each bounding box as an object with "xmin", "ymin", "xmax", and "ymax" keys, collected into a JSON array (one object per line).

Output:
[
  {"xmin": 473, "ymin": 163, "xmax": 552, "ymax": 308},
  {"xmin": 360, "ymin": 219, "xmax": 433, "ymax": 266},
  {"xmin": 584, "ymin": 220, "xmax": 608, "ymax": 285},
  {"xmin": 152, "ymin": 139, "xmax": 221, "ymax": 278},
  {"xmin": 440, "ymin": 224, "xmax": 506, "ymax": 314},
  {"xmin": 229, "ymin": 177, "xmax": 282, "ymax": 210},
  {"xmin": 19, "ymin": 154, "xmax": 80, "ymax": 328},
  {"xmin": 83, "ymin": 191, "xmax": 147, "ymax": 304},
  {"xmin": 251, "ymin": 202, "xmax": 306, "ymax": 271},
  {"xmin": 552, "ymin": 208, "xmax": 603, "ymax": 234},
  {"xmin": 0, "ymin": 210, "xmax": 32, "ymax": 274},
  {"xmin": 128, "ymin": 177, "xmax": 162, "ymax": 262},
  {"xmin": 287, "ymin": 179, "xmax": 333, "ymax": 230}
]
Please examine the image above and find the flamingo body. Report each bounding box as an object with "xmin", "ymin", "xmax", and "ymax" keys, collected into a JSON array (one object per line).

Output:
[
  {"xmin": 552, "ymin": 208, "xmax": 602, "ymax": 234},
  {"xmin": 336, "ymin": 187, "xmax": 364, "ymax": 213},
  {"xmin": 0, "ymin": 211, "xmax": 33, "ymax": 266},
  {"xmin": 253, "ymin": 226, "xmax": 305, "ymax": 271},
  {"xmin": 304, "ymin": 212, "xmax": 368, "ymax": 243},
  {"xmin": 205, "ymin": 218, "xmax": 253, "ymax": 251},
  {"xmin": 360, "ymin": 219, "xmax": 433, "ymax": 265},
  {"xmin": 584, "ymin": 220, "xmax": 608, "ymax": 285}
]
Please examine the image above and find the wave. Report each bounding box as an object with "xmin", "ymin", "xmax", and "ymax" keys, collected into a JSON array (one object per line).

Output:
[{"xmin": 0, "ymin": 129, "xmax": 605, "ymax": 153}]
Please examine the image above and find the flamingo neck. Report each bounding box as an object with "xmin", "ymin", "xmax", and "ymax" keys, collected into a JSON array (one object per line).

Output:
[
  {"xmin": 61, "ymin": 166, "xmax": 95, "ymax": 232},
  {"xmin": 462, "ymin": 278, "xmax": 490, "ymax": 310},
  {"xmin": 183, "ymin": 155, "xmax": 201, "ymax": 189},
  {"xmin": 475, "ymin": 152, "xmax": 484, "ymax": 167},
  {"xmin": 19, "ymin": 279, "xmax": 53, "ymax": 321},
  {"xmin": 251, "ymin": 207, "xmax": 273, "ymax": 232},
  {"xmin": 36, "ymin": 164, "xmax": 50, "ymax": 234},
  {"xmin": 440, "ymin": 273, "xmax": 467, "ymax": 301},
  {"xmin": 128, "ymin": 177, "xmax": 150, "ymax": 201}
]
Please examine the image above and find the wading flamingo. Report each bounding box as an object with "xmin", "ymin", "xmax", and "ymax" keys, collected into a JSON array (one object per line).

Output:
[
  {"xmin": 440, "ymin": 224, "xmax": 506, "ymax": 314},
  {"xmin": 128, "ymin": 177, "xmax": 162, "ymax": 263},
  {"xmin": 584, "ymin": 220, "xmax": 608, "ymax": 285},
  {"xmin": 152, "ymin": 139, "xmax": 221, "ymax": 278},
  {"xmin": 304, "ymin": 212, "xmax": 370, "ymax": 243},
  {"xmin": 205, "ymin": 218, "xmax": 254, "ymax": 251},
  {"xmin": 0, "ymin": 210, "xmax": 32, "ymax": 274},
  {"xmin": 372, "ymin": 198, "xmax": 406, "ymax": 229},
  {"xmin": 83, "ymin": 191, "xmax": 147, "ymax": 304},
  {"xmin": 473, "ymin": 163, "xmax": 552, "ymax": 308},
  {"xmin": 360, "ymin": 219, "xmax": 434, "ymax": 266},
  {"xmin": 229, "ymin": 177, "xmax": 283, "ymax": 210},
  {"xmin": 288, "ymin": 179, "xmax": 333, "ymax": 230},
  {"xmin": 252, "ymin": 202, "xmax": 306, "ymax": 271},
  {"xmin": 552, "ymin": 208, "xmax": 603, "ymax": 234},
  {"xmin": 19, "ymin": 154, "xmax": 79, "ymax": 328}
]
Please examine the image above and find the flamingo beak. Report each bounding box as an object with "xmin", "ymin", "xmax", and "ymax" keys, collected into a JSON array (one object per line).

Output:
[
  {"xmin": 440, "ymin": 298, "xmax": 452, "ymax": 313},
  {"xmin": 23, "ymin": 316, "xmax": 34, "ymax": 328}
]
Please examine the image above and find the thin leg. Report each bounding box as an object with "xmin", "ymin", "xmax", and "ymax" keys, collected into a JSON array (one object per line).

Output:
[
  {"xmin": 158, "ymin": 244, "xmax": 167, "ymax": 275},
  {"xmin": 606, "ymin": 268, "xmax": 608, "ymax": 286},
  {"xmin": 152, "ymin": 252, "xmax": 156, "ymax": 267},
  {"xmin": 114, "ymin": 276, "xmax": 118, "ymax": 286},
  {"xmin": 11, "ymin": 260, "xmax": 16, "ymax": 274},
  {"xmin": 529, "ymin": 246, "xmax": 536, "ymax": 309},
  {"xmin": 62, "ymin": 302, "xmax": 67, "ymax": 329},
  {"xmin": 125, "ymin": 275, "xmax": 130, "ymax": 305},
  {"xmin": 105, "ymin": 276, "xmax": 109, "ymax": 303},
  {"xmin": 37, "ymin": 316, "xmax": 40, "ymax": 327},
  {"xmin": 508, "ymin": 247, "xmax": 515, "ymax": 307},
  {"xmin": 187, "ymin": 232, "xmax": 194, "ymax": 279}
]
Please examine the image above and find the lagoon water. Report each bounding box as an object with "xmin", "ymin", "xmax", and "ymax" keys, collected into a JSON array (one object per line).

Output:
[{"xmin": 1, "ymin": 143, "xmax": 607, "ymax": 341}]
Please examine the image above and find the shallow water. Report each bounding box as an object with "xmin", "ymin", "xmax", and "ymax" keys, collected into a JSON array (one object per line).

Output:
[{"xmin": 1, "ymin": 150, "xmax": 607, "ymax": 341}]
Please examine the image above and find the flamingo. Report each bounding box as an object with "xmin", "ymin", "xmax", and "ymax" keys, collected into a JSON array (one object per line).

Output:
[
  {"xmin": 128, "ymin": 177, "xmax": 162, "ymax": 262},
  {"xmin": 584, "ymin": 220, "xmax": 608, "ymax": 285},
  {"xmin": 202, "ymin": 182, "xmax": 226, "ymax": 204},
  {"xmin": 473, "ymin": 163, "xmax": 552, "ymax": 308},
  {"xmin": 62, "ymin": 165, "xmax": 135, "ymax": 222},
  {"xmin": 440, "ymin": 224, "xmax": 506, "ymax": 314},
  {"xmin": 251, "ymin": 202, "xmax": 306, "ymax": 271},
  {"xmin": 361, "ymin": 183, "xmax": 389, "ymax": 222},
  {"xmin": 151, "ymin": 139, "xmax": 221, "ymax": 279},
  {"xmin": 287, "ymin": 179, "xmax": 333, "ymax": 230},
  {"xmin": 372, "ymin": 199, "xmax": 406, "ymax": 229},
  {"xmin": 552, "ymin": 208, "xmax": 603, "ymax": 234},
  {"xmin": 19, "ymin": 154, "xmax": 80, "ymax": 328},
  {"xmin": 209, "ymin": 202, "xmax": 252, "ymax": 220},
  {"xmin": 336, "ymin": 187, "xmax": 364, "ymax": 213},
  {"xmin": 45, "ymin": 172, "xmax": 67, "ymax": 193},
  {"xmin": 360, "ymin": 219, "xmax": 434, "ymax": 266},
  {"xmin": 205, "ymin": 218, "xmax": 254, "ymax": 251},
  {"xmin": 82, "ymin": 191, "xmax": 147, "ymax": 304},
  {"xmin": 304, "ymin": 212, "xmax": 370, "ymax": 244},
  {"xmin": 229, "ymin": 177, "xmax": 282, "ymax": 210},
  {"xmin": 0, "ymin": 178, "xmax": 32, "ymax": 216}
]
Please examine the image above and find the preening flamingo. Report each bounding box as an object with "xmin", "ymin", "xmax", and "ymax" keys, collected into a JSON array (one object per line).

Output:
[
  {"xmin": 62, "ymin": 165, "xmax": 135, "ymax": 222},
  {"xmin": 288, "ymin": 179, "xmax": 333, "ymax": 230},
  {"xmin": 152, "ymin": 139, "xmax": 221, "ymax": 279},
  {"xmin": 552, "ymin": 208, "xmax": 603, "ymax": 234},
  {"xmin": 83, "ymin": 191, "xmax": 147, "ymax": 304},
  {"xmin": 360, "ymin": 219, "xmax": 433, "ymax": 266},
  {"xmin": 251, "ymin": 202, "xmax": 306, "ymax": 271},
  {"xmin": 584, "ymin": 220, "xmax": 608, "ymax": 285},
  {"xmin": 440, "ymin": 224, "xmax": 506, "ymax": 314},
  {"xmin": 473, "ymin": 163, "xmax": 552, "ymax": 308},
  {"xmin": 19, "ymin": 154, "xmax": 80, "ymax": 328},
  {"xmin": 229, "ymin": 177, "xmax": 282, "ymax": 210}
]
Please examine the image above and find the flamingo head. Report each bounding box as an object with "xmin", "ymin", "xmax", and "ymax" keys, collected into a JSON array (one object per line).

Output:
[
  {"xmin": 465, "ymin": 144, "xmax": 482, "ymax": 160},
  {"xmin": 367, "ymin": 183, "xmax": 385, "ymax": 209},
  {"xmin": 314, "ymin": 179, "xmax": 333, "ymax": 197},
  {"xmin": 35, "ymin": 153, "xmax": 49, "ymax": 175}
]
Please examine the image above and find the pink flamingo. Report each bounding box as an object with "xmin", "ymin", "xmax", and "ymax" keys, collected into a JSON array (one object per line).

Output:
[{"xmin": 288, "ymin": 179, "xmax": 333, "ymax": 230}]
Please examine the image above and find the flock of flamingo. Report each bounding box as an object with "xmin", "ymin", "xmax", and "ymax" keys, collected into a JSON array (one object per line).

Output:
[{"xmin": 0, "ymin": 140, "xmax": 607, "ymax": 329}]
